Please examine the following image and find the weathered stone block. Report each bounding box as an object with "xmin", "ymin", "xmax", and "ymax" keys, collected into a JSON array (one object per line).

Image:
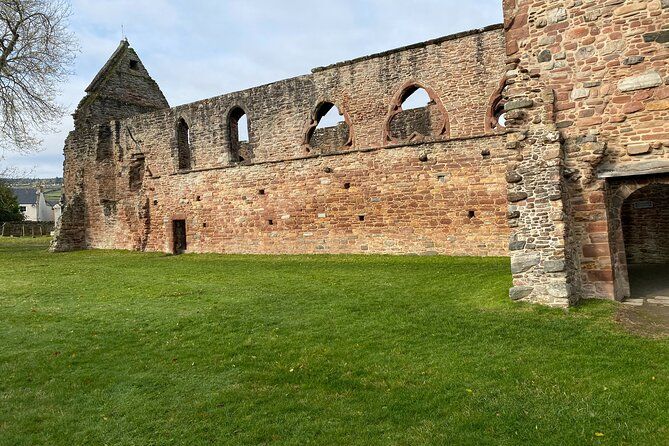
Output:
[
  {"xmin": 623, "ymin": 56, "xmax": 645, "ymax": 66},
  {"xmin": 643, "ymin": 31, "xmax": 669, "ymax": 43},
  {"xmin": 626, "ymin": 143, "xmax": 651, "ymax": 155},
  {"xmin": 509, "ymin": 240, "xmax": 526, "ymax": 251},
  {"xmin": 511, "ymin": 253, "xmax": 540, "ymax": 273},
  {"xmin": 544, "ymin": 260, "xmax": 565, "ymax": 273},
  {"xmin": 570, "ymin": 88, "xmax": 589, "ymax": 100},
  {"xmin": 547, "ymin": 282, "xmax": 569, "ymax": 298},
  {"xmin": 509, "ymin": 286, "xmax": 533, "ymax": 301},
  {"xmin": 618, "ymin": 71, "xmax": 662, "ymax": 92},
  {"xmin": 646, "ymin": 100, "xmax": 669, "ymax": 111},
  {"xmin": 508, "ymin": 191, "xmax": 528, "ymax": 202},
  {"xmin": 546, "ymin": 7, "xmax": 567, "ymax": 24},
  {"xmin": 506, "ymin": 171, "xmax": 522, "ymax": 183},
  {"xmin": 613, "ymin": 2, "xmax": 647, "ymax": 16},
  {"xmin": 504, "ymin": 99, "xmax": 533, "ymax": 111},
  {"xmin": 537, "ymin": 49, "xmax": 552, "ymax": 62}
]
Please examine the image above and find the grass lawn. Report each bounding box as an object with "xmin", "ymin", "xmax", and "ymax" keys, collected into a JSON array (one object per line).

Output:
[{"xmin": 0, "ymin": 237, "xmax": 667, "ymax": 445}]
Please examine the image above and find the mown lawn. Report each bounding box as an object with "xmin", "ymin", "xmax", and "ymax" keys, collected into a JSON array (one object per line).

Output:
[{"xmin": 0, "ymin": 237, "xmax": 667, "ymax": 445}]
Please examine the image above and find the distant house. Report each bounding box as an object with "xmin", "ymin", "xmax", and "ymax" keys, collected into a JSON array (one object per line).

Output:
[{"xmin": 11, "ymin": 187, "xmax": 58, "ymax": 222}]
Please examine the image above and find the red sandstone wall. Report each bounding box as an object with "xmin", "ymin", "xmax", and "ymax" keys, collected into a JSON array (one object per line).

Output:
[
  {"xmin": 88, "ymin": 136, "xmax": 510, "ymax": 255},
  {"xmin": 503, "ymin": 0, "xmax": 669, "ymax": 301},
  {"xmin": 65, "ymin": 27, "xmax": 512, "ymax": 256}
]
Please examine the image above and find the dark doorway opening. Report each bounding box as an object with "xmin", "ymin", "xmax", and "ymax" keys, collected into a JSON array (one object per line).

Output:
[
  {"xmin": 173, "ymin": 219, "xmax": 187, "ymax": 254},
  {"xmin": 621, "ymin": 184, "xmax": 669, "ymax": 298}
]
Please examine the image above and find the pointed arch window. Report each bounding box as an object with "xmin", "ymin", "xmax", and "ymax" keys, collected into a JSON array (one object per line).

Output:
[
  {"xmin": 486, "ymin": 78, "xmax": 508, "ymax": 131},
  {"xmin": 304, "ymin": 101, "xmax": 351, "ymax": 153},
  {"xmin": 385, "ymin": 82, "xmax": 448, "ymax": 143}
]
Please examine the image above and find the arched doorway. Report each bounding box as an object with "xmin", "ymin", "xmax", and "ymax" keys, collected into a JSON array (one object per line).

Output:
[{"xmin": 621, "ymin": 183, "xmax": 669, "ymax": 299}]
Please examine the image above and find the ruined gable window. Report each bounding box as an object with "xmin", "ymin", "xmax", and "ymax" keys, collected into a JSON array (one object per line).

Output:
[
  {"xmin": 229, "ymin": 107, "xmax": 252, "ymax": 163},
  {"xmin": 129, "ymin": 156, "xmax": 145, "ymax": 191},
  {"xmin": 305, "ymin": 102, "xmax": 351, "ymax": 154},
  {"xmin": 129, "ymin": 60, "xmax": 139, "ymax": 70},
  {"xmin": 176, "ymin": 118, "xmax": 191, "ymax": 170},
  {"xmin": 386, "ymin": 84, "xmax": 448, "ymax": 143},
  {"xmin": 96, "ymin": 124, "xmax": 113, "ymax": 161}
]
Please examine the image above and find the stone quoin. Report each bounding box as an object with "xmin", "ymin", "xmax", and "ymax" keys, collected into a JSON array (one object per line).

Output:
[{"xmin": 52, "ymin": 0, "xmax": 669, "ymax": 308}]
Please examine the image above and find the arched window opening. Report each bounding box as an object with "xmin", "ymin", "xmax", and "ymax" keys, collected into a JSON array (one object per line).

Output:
[
  {"xmin": 400, "ymin": 87, "xmax": 432, "ymax": 110},
  {"xmin": 229, "ymin": 107, "xmax": 253, "ymax": 163},
  {"xmin": 176, "ymin": 118, "xmax": 191, "ymax": 170},
  {"xmin": 486, "ymin": 79, "xmax": 509, "ymax": 131},
  {"xmin": 387, "ymin": 84, "xmax": 447, "ymax": 142},
  {"xmin": 306, "ymin": 102, "xmax": 351, "ymax": 154}
]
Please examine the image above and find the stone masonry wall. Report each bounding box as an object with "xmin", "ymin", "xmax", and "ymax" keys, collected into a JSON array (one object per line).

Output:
[
  {"xmin": 55, "ymin": 27, "xmax": 513, "ymax": 258},
  {"xmin": 503, "ymin": 0, "xmax": 669, "ymax": 303}
]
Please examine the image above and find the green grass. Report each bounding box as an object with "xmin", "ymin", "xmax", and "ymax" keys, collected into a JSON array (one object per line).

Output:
[{"xmin": 0, "ymin": 237, "xmax": 667, "ymax": 445}]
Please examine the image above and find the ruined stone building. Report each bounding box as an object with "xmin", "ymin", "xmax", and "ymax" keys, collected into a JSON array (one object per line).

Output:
[{"xmin": 52, "ymin": 0, "xmax": 669, "ymax": 307}]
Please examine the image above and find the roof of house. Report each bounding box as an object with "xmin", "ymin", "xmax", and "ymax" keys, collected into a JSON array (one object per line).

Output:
[{"xmin": 11, "ymin": 188, "xmax": 37, "ymax": 205}]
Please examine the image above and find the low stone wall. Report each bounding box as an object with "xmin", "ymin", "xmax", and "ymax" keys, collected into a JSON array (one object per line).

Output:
[{"xmin": 1, "ymin": 222, "xmax": 55, "ymax": 237}]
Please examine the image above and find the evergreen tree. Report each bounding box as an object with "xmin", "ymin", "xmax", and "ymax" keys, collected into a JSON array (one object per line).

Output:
[{"xmin": 0, "ymin": 181, "xmax": 24, "ymax": 221}]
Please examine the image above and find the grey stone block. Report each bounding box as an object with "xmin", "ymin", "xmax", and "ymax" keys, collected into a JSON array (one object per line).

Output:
[
  {"xmin": 509, "ymin": 286, "xmax": 533, "ymax": 301},
  {"xmin": 544, "ymin": 260, "xmax": 565, "ymax": 273},
  {"xmin": 511, "ymin": 253, "xmax": 540, "ymax": 273},
  {"xmin": 618, "ymin": 71, "xmax": 662, "ymax": 92}
]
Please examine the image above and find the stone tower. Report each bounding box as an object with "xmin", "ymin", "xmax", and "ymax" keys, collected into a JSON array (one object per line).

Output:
[{"xmin": 51, "ymin": 40, "xmax": 169, "ymax": 251}]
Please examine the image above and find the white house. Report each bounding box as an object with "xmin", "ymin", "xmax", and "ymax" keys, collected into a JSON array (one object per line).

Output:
[{"xmin": 11, "ymin": 187, "xmax": 58, "ymax": 222}]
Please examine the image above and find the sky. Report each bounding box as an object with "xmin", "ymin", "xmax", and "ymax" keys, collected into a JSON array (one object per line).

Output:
[{"xmin": 4, "ymin": 0, "xmax": 503, "ymax": 178}]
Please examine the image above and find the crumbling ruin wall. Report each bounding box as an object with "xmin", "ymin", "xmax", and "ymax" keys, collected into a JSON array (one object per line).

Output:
[
  {"xmin": 503, "ymin": 0, "xmax": 669, "ymax": 304},
  {"xmin": 56, "ymin": 26, "xmax": 513, "ymax": 257},
  {"xmin": 55, "ymin": 1, "xmax": 668, "ymax": 306}
]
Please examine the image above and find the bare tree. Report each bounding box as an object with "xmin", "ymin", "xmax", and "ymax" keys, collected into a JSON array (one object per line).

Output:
[{"xmin": 0, "ymin": 0, "xmax": 75, "ymax": 162}]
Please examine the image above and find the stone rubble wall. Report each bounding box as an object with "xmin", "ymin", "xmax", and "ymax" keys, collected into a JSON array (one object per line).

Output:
[
  {"xmin": 503, "ymin": 0, "xmax": 669, "ymax": 304},
  {"xmin": 55, "ymin": 26, "xmax": 514, "ymax": 258}
]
